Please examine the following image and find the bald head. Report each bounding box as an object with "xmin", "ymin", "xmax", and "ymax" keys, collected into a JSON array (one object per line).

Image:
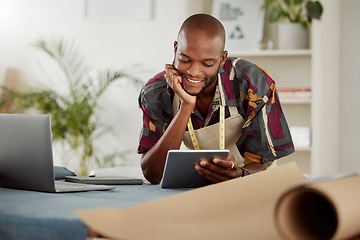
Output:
[{"xmin": 178, "ymin": 14, "xmax": 226, "ymax": 51}]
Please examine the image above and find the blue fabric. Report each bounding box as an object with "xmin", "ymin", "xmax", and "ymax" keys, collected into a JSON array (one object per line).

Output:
[{"xmin": 0, "ymin": 184, "xmax": 187, "ymax": 240}]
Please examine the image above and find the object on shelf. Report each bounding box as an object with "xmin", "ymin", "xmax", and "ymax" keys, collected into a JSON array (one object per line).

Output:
[
  {"xmin": 277, "ymin": 88, "xmax": 311, "ymax": 101},
  {"xmin": 259, "ymin": 3, "xmax": 273, "ymax": 50},
  {"xmin": 259, "ymin": 37, "xmax": 273, "ymax": 50},
  {"xmin": 229, "ymin": 49, "xmax": 312, "ymax": 57},
  {"xmin": 278, "ymin": 22, "xmax": 309, "ymax": 49},
  {"xmin": 212, "ymin": 0, "xmax": 264, "ymax": 51},
  {"xmin": 289, "ymin": 126, "xmax": 311, "ymax": 149}
]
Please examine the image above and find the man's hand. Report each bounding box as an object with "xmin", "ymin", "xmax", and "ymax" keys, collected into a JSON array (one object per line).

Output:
[
  {"xmin": 165, "ymin": 64, "xmax": 196, "ymax": 107},
  {"xmin": 194, "ymin": 152, "xmax": 241, "ymax": 183}
]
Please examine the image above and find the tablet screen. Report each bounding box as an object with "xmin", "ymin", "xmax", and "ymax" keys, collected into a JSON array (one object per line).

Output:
[{"xmin": 161, "ymin": 149, "xmax": 229, "ymax": 188}]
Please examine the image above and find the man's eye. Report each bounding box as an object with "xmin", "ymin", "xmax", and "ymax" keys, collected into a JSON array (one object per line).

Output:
[
  {"xmin": 203, "ymin": 63, "xmax": 214, "ymax": 67},
  {"xmin": 179, "ymin": 59, "xmax": 190, "ymax": 63}
]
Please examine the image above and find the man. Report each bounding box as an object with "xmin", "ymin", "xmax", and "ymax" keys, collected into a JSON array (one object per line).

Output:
[{"xmin": 138, "ymin": 14, "xmax": 294, "ymax": 184}]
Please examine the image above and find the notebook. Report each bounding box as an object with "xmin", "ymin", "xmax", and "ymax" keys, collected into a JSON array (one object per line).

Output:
[
  {"xmin": 161, "ymin": 149, "xmax": 230, "ymax": 188},
  {"xmin": 65, "ymin": 176, "xmax": 143, "ymax": 185},
  {"xmin": 0, "ymin": 114, "xmax": 114, "ymax": 193}
]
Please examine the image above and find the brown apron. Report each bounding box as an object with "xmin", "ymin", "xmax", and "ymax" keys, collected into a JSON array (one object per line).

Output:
[
  {"xmin": 172, "ymin": 90, "xmax": 245, "ymax": 166},
  {"xmin": 172, "ymin": 72, "xmax": 276, "ymax": 168}
]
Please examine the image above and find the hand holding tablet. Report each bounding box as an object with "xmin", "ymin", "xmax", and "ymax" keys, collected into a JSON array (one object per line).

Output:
[{"xmin": 161, "ymin": 150, "xmax": 230, "ymax": 188}]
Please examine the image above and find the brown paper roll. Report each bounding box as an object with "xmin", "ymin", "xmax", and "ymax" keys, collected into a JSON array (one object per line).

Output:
[
  {"xmin": 275, "ymin": 174, "xmax": 360, "ymax": 240},
  {"xmin": 77, "ymin": 162, "xmax": 307, "ymax": 240}
]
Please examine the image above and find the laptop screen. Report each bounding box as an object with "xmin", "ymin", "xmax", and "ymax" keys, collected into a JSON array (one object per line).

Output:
[{"xmin": 0, "ymin": 114, "xmax": 56, "ymax": 192}]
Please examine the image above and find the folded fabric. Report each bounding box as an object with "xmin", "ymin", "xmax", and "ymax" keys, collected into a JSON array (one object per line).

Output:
[{"xmin": 54, "ymin": 166, "xmax": 77, "ymax": 180}]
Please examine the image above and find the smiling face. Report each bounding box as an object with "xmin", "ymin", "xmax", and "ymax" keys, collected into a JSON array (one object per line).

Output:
[{"xmin": 173, "ymin": 19, "xmax": 228, "ymax": 96}]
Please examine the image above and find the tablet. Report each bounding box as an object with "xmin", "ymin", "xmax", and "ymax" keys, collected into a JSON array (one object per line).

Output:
[
  {"xmin": 65, "ymin": 176, "xmax": 143, "ymax": 185},
  {"xmin": 161, "ymin": 149, "xmax": 230, "ymax": 189}
]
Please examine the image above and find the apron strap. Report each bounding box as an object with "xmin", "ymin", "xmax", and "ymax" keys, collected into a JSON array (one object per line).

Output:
[
  {"xmin": 187, "ymin": 104, "xmax": 226, "ymax": 150},
  {"xmin": 228, "ymin": 105, "xmax": 238, "ymax": 117}
]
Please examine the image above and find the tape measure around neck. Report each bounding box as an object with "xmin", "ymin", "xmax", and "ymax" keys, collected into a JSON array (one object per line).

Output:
[
  {"xmin": 219, "ymin": 105, "xmax": 225, "ymax": 150},
  {"xmin": 187, "ymin": 105, "xmax": 225, "ymax": 150},
  {"xmin": 187, "ymin": 117, "xmax": 200, "ymax": 150}
]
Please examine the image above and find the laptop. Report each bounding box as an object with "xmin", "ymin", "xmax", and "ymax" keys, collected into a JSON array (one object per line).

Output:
[
  {"xmin": 0, "ymin": 114, "xmax": 114, "ymax": 193},
  {"xmin": 161, "ymin": 149, "xmax": 229, "ymax": 188}
]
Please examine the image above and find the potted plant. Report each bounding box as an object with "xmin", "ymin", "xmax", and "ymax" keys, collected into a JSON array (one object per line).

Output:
[
  {"xmin": 1, "ymin": 37, "xmax": 142, "ymax": 176},
  {"xmin": 264, "ymin": 0, "xmax": 323, "ymax": 49}
]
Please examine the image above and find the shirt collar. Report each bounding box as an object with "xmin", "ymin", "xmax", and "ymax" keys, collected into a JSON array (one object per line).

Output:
[{"xmin": 218, "ymin": 64, "xmax": 237, "ymax": 106}]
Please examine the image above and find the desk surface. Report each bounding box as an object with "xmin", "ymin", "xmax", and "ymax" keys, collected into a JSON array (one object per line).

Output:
[{"xmin": 0, "ymin": 183, "xmax": 187, "ymax": 240}]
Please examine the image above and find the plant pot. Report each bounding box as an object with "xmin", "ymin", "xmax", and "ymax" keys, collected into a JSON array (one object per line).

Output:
[{"xmin": 278, "ymin": 22, "xmax": 309, "ymax": 49}]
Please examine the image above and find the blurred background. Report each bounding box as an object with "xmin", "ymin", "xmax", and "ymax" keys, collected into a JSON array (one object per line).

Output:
[{"xmin": 0, "ymin": 0, "xmax": 359, "ymax": 177}]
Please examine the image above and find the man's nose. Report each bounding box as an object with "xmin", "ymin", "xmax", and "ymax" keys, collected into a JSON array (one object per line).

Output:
[{"xmin": 186, "ymin": 63, "xmax": 202, "ymax": 76}]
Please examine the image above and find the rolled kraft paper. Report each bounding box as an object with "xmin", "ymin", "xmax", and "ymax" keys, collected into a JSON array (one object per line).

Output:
[
  {"xmin": 275, "ymin": 174, "xmax": 360, "ymax": 240},
  {"xmin": 76, "ymin": 162, "xmax": 307, "ymax": 240}
]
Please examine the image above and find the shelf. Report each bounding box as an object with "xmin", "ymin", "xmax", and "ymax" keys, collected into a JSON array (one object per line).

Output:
[
  {"xmin": 229, "ymin": 49, "xmax": 312, "ymax": 57},
  {"xmin": 294, "ymin": 147, "xmax": 312, "ymax": 152},
  {"xmin": 280, "ymin": 98, "xmax": 312, "ymax": 104}
]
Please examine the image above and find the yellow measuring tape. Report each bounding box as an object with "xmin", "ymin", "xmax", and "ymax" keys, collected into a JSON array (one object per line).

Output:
[
  {"xmin": 219, "ymin": 105, "xmax": 225, "ymax": 150},
  {"xmin": 187, "ymin": 105, "xmax": 225, "ymax": 150},
  {"xmin": 187, "ymin": 117, "xmax": 200, "ymax": 150}
]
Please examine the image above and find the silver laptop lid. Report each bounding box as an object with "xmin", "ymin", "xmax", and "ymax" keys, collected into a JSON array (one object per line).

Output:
[{"xmin": 0, "ymin": 114, "xmax": 56, "ymax": 192}]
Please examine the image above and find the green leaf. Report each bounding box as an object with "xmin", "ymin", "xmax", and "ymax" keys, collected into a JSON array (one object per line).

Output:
[
  {"xmin": 268, "ymin": 5, "xmax": 285, "ymax": 23},
  {"xmin": 306, "ymin": 1, "xmax": 323, "ymax": 20},
  {"xmin": 264, "ymin": 0, "xmax": 276, "ymax": 5},
  {"xmin": 301, "ymin": 20, "xmax": 309, "ymax": 28},
  {"xmin": 284, "ymin": 0, "xmax": 303, "ymax": 6}
]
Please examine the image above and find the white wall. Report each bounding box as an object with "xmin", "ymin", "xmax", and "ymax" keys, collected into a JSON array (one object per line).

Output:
[
  {"xmin": 339, "ymin": 0, "xmax": 360, "ymax": 172},
  {"xmin": 0, "ymin": 0, "xmax": 200, "ymax": 171}
]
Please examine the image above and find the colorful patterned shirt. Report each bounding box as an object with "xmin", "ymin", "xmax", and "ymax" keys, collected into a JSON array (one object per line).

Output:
[{"xmin": 138, "ymin": 58, "xmax": 294, "ymax": 164}]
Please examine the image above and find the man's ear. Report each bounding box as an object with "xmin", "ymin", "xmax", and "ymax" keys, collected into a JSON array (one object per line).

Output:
[
  {"xmin": 174, "ymin": 41, "xmax": 178, "ymax": 55},
  {"xmin": 220, "ymin": 50, "xmax": 228, "ymax": 66}
]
